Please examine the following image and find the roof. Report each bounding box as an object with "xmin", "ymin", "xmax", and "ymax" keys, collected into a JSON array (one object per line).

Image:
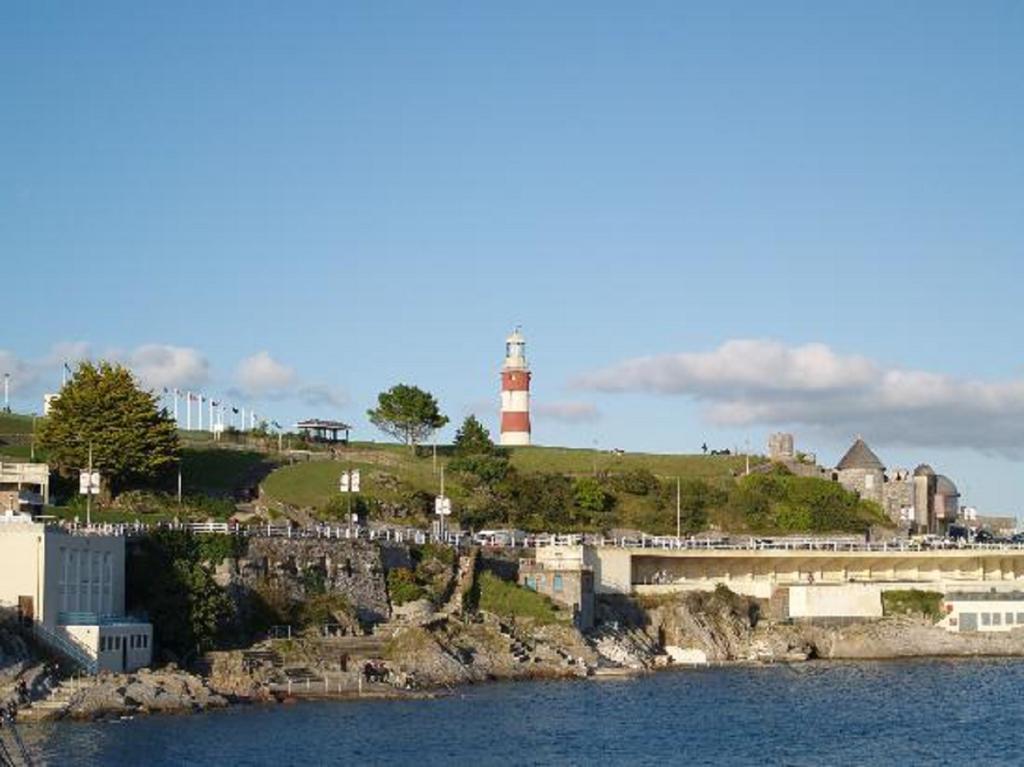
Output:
[
  {"xmin": 296, "ymin": 419, "xmax": 351, "ymax": 430},
  {"xmin": 836, "ymin": 438, "xmax": 885, "ymax": 471},
  {"xmin": 914, "ymin": 463, "xmax": 935, "ymax": 477},
  {"xmin": 935, "ymin": 474, "xmax": 959, "ymax": 496},
  {"xmin": 946, "ymin": 591, "xmax": 1024, "ymax": 602}
]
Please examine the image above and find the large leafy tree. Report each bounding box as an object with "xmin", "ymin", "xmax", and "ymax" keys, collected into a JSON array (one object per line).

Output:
[
  {"xmin": 366, "ymin": 384, "xmax": 448, "ymax": 452},
  {"xmin": 39, "ymin": 361, "xmax": 180, "ymax": 495}
]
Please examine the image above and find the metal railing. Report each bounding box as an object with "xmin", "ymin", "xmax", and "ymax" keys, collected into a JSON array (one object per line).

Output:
[
  {"xmin": 49, "ymin": 519, "xmax": 1024, "ymax": 554},
  {"xmin": 32, "ymin": 622, "xmax": 98, "ymax": 675}
]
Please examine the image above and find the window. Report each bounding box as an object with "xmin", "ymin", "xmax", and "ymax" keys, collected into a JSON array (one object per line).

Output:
[
  {"xmin": 982, "ymin": 613, "xmax": 991, "ymax": 626},
  {"xmin": 525, "ymin": 576, "xmax": 536, "ymax": 591},
  {"xmin": 993, "ymin": 613, "xmax": 1002, "ymax": 626},
  {"xmin": 130, "ymin": 636, "xmax": 136, "ymax": 649},
  {"xmin": 1007, "ymin": 613, "xmax": 1015, "ymax": 625},
  {"xmin": 553, "ymin": 574, "xmax": 564, "ymax": 593},
  {"xmin": 1017, "ymin": 613, "xmax": 1024, "ymax": 625}
]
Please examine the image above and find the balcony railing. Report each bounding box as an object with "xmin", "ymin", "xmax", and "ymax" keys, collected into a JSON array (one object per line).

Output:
[{"xmin": 58, "ymin": 612, "xmax": 149, "ymax": 626}]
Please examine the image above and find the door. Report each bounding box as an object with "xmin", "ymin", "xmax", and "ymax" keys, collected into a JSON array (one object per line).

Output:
[
  {"xmin": 121, "ymin": 637, "xmax": 127, "ymax": 672},
  {"xmin": 17, "ymin": 596, "xmax": 33, "ymax": 626}
]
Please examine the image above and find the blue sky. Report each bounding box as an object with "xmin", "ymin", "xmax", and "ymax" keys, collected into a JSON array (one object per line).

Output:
[{"xmin": 2, "ymin": 2, "xmax": 1023, "ymax": 514}]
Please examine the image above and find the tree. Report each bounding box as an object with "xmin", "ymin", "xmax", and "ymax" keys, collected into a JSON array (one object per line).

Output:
[
  {"xmin": 38, "ymin": 361, "xmax": 180, "ymax": 495},
  {"xmin": 449, "ymin": 414, "xmax": 511, "ymax": 485},
  {"xmin": 453, "ymin": 415, "xmax": 497, "ymax": 456},
  {"xmin": 366, "ymin": 384, "xmax": 448, "ymax": 452}
]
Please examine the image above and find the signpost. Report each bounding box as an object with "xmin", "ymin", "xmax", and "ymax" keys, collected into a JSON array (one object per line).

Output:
[
  {"xmin": 79, "ymin": 443, "xmax": 100, "ymax": 526},
  {"xmin": 340, "ymin": 469, "xmax": 361, "ymax": 524},
  {"xmin": 434, "ymin": 467, "xmax": 451, "ymax": 540}
]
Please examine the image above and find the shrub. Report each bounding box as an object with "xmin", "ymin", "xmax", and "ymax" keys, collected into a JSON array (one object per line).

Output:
[
  {"xmin": 387, "ymin": 567, "xmax": 426, "ymax": 606},
  {"xmin": 882, "ymin": 590, "xmax": 944, "ymax": 622}
]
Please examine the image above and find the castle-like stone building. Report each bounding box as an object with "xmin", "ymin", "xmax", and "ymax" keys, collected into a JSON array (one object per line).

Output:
[{"xmin": 766, "ymin": 433, "xmax": 960, "ymax": 535}]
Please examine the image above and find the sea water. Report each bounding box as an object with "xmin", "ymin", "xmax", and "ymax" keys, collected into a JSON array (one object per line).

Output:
[{"xmin": 23, "ymin": 659, "xmax": 1024, "ymax": 766}]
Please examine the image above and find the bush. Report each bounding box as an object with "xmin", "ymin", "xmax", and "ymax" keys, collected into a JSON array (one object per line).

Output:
[
  {"xmin": 882, "ymin": 590, "xmax": 944, "ymax": 622},
  {"xmin": 609, "ymin": 469, "xmax": 660, "ymax": 496},
  {"xmin": 387, "ymin": 568, "xmax": 426, "ymax": 606},
  {"xmin": 299, "ymin": 593, "xmax": 352, "ymax": 627},
  {"xmin": 573, "ymin": 477, "xmax": 615, "ymax": 514}
]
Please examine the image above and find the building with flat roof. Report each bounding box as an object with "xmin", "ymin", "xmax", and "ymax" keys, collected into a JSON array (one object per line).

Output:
[
  {"xmin": 0, "ymin": 513, "xmax": 151, "ymax": 673},
  {"xmin": 0, "ymin": 462, "xmax": 50, "ymax": 516},
  {"xmin": 939, "ymin": 591, "xmax": 1024, "ymax": 633}
]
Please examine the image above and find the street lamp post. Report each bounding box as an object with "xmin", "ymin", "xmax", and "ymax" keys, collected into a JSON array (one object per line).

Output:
[
  {"xmin": 676, "ymin": 476, "xmax": 681, "ymax": 539},
  {"xmin": 86, "ymin": 442, "xmax": 93, "ymax": 526}
]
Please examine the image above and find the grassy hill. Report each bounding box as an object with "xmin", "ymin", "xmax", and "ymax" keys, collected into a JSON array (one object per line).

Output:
[
  {"xmin": 261, "ymin": 442, "xmax": 752, "ymax": 530},
  {"xmin": 0, "ymin": 412, "xmax": 37, "ymax": 460}
]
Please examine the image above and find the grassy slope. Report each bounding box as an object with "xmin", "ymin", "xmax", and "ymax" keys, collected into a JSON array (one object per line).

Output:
[
  {"xmin": 261, "ymin": 442, "xmax": 749, "ymax": 512},
  {"xmin": 180, "ymin": 448, "xmax": 269, "ymax": 497},
  {"xmin": 0, "ymin": 413, "xmax": 37, "ymax": 460}
]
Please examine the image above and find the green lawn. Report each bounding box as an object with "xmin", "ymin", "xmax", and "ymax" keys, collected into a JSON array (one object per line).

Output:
[
  {"xmin": 475, "ymin": 571, "xmax": 565, "ymax": 625},
  {"xmin": 0, "ymin": 412, "xmax": 39, "ymax": 461},
  {"xmin": 262, "ymin": 444, "xmax": 448, "ymax": 510},
  {"xmin": 261, "ymin": 442, "xmax": 752, "ymax": 514},
  {"xmin": 509, "ymin": 445, "xmax": 753, "ymax": 479},
  {"xmin": 0, "ymin": 412, "xmax": 35, "ymax": 434},
  {"xmin": 181, "ymin": 448, "xmax": 271, "ymax": 497}
]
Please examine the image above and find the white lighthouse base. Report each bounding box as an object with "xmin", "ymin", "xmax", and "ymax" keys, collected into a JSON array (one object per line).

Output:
[{"xmin": 500, "ymin": 431, "xmax": 531, "ymax": 446}]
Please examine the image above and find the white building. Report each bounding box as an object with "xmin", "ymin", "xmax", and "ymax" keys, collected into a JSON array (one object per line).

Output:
[
  {"xmin": 0, "ymin": 513, "xmax": 152, "ymax": 673},
  {"xmin": 939, "ymin": 591, "xmax": 1024, "ymax": 633},
  {"xmin": 0, "ymin": 461, "xmax": 50, "ymax": 515}
]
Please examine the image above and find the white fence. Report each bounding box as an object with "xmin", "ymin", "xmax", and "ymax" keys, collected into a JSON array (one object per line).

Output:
[{"xmin": 53, "ymin": 520, "xmax": 1024, "ymax": 554}]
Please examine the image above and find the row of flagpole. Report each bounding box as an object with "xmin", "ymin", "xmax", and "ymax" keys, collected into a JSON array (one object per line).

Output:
[{"xmin": 161, "ymin": 388, "xmax": 282, "ymax": 435}]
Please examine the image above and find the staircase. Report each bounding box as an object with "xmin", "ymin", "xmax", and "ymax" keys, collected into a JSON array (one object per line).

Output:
[
  {"xmin": 497, "ymin": 621, "xmax": 535, "ymax": 664},
  {"xmin": 314, "ymin": 634, "xmax": 389, "ymax": 659},
  {"xmin": 16, "ymin": 677, "xmax": 95, "ymax": 723},
  {"xmin": 441, "ymin": 549, "xmax": 478, "ymax": 617}
]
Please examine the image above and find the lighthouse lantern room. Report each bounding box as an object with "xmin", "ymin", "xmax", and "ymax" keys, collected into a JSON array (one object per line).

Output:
[{"xmin": 500, "ymin": 327, "xmax": 531, "ymax": 446}]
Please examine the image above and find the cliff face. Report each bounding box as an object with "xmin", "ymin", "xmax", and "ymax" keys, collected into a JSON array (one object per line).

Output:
[
  {"xmin": 806, "ymin": 617, "xmax": 1024, "ymax": 659},
  {"xmin": 215, "ymin": 539, "xmax": 412, "ymax": 629},
  {"xmin": 598, "ymin": 589, "xmax": 814, "ymax": 664}
]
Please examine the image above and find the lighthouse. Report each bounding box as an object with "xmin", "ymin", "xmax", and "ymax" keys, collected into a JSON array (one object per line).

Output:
[{"xmin": 500, "ymin": 327, "xmax": 531, "ymax": 446}]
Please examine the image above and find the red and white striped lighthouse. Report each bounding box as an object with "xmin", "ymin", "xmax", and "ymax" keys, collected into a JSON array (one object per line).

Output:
[{"xmin": 500, "ymin": 327, "xmax": 531, "ymax": 446}]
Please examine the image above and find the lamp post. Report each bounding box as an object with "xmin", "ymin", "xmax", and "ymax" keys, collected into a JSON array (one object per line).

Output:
[
  {"xmin": 3, "ymin": 372, "xmax": 9, "ymax": 413},
  {"xmin": 676, "ymin": 476, "xmax": 681, "ymax": 539}
]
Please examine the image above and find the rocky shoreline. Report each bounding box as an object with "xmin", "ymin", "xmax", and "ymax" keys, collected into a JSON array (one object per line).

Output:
[
  {"xmin": 13, "ymin": 607, "xmax": 1024, "ymax": 724},
  {"xmin": 11, "ymin": 582, "xmax": 1024, "ymax": 723}
]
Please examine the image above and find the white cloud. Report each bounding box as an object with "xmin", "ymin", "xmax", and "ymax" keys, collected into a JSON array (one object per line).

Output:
[
  {"xmin": 297, "ymin": 384, "xmax": 348, "ymax": 409},
  {"xmin": 534, "ymin": 401, "xmax": 602, "ymax": 424},
  {"xmin": 575, "ymin": 339, "xmax": 1024, "ymax": 457},
  {"xmin": 232, "ymin": 352, "xmax": 347, "ymax": 412},
  {"xmin": 127, "ymin": 344, "xmax": 209, "ymax": 390},
  {"xmin": 235, "ymin": 351, "xmax": 298, "ymax": 395},
  {"xmin": 0, "ymin": 341, "xmax": 92, "ymax": 397}
]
